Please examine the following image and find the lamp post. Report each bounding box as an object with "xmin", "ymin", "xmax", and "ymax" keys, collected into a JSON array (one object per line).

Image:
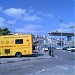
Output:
[
  {"xmin": 70, "ymin": 26, "xmax": 75, "ymax": 46},
  {"xmin": 60, "ymin": 19, "xmax": 63, "ymax": 50}
]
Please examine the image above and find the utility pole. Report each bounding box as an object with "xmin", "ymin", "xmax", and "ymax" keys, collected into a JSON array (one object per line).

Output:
[{"xmin": 60, "ymin": 19, "xmax": 63, "ymax": 50}]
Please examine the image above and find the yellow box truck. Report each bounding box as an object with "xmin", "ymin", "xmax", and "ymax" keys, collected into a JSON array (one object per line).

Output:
[{"xmin": 0, "ymin": 34, "xmax": 33, "ymax": 57}]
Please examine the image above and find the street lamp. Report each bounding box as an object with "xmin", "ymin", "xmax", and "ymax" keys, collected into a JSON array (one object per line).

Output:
[
  {"xmin": 70, "ymin": 26, "xmax": 75, "ymax": 46},
  {"xmin": 60, "ymin": 19, "xmax": 63, "ymax": 50}
]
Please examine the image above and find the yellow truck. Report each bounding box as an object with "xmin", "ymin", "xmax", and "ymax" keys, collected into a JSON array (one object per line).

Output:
[{"xmin": 0, "ymin": 34, "xmax": 33, "ymax": 57}]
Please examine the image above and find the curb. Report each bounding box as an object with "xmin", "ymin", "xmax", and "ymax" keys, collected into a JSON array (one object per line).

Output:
[
  {"xmin": 0, "ymin": 57, "xmax": 54, "ymax": 64},
  {"xmin": 0, "ymin": 59, "xmax": 33, "ymax": 64}
]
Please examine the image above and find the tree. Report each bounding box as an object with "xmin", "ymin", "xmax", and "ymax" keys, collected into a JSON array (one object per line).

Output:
[
  {"xmin": 0, "ymin": 27, "xmax": 11, "ymax": 35},
  {"xmin": 0, "ymin": 28, "xmax": 2, "ymax": 35}
]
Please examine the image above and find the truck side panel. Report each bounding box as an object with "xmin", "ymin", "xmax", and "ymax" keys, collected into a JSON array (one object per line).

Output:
[{"xmin": 0, "ymin": 34, "xmax": 33, "ymax": 56}]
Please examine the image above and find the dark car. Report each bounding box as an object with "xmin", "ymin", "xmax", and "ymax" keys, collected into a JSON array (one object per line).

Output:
[{"xmin": 62, "ymin": 47, "xmax": 69, "ymax": 50}]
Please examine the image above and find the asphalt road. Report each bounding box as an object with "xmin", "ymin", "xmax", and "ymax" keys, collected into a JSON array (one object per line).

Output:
[{"xmin": 0, "ymin": 50, "xmax": 75, "ymax": 75}]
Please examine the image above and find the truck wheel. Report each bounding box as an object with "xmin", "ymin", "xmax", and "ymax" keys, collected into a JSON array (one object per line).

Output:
[{"xmin": 15, "ymin": 52, "xmax": 22, "ymax": 57}]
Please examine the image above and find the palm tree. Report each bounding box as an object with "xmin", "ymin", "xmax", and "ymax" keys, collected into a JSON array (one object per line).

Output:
[
  {"xmin": 0, "ymin": 27, "xmax": 11, "ymax": 35},
  {"xmin": 0, "ymin": 28, "xmax": 2, "ymax": 35}
]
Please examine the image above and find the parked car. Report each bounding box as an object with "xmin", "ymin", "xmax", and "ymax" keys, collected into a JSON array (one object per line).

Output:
[
  {"xmin": 55, "ymin": 46, "xmax": 62, "ymax": 50},
  {"xmin": 67, "ymin": 46, "xmax": 75, "ymax": 52},
  {"xmin": 62, "ymin": 47, "xmax": 69, "ymax": 50},
  {"xmin": 41, "ymin": 45, "xmax": 49, "ymax": 51},
  {"xmin": 42, "ymin": 47, "xmax": 48, "ymax": 51}
]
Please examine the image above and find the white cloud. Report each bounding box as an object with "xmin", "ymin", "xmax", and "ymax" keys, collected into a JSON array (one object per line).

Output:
[
  {"xmin": 0, "ymin": 17, "xmax": 5, "ymax": 22},
  {"xmin": 37, "ymin": 11, "xmax": 43, "ymax": 15},
  {"xmin": 56, "ymin": 22, "xmax": 75, "ymax": 32},
  {"xmin": 24, "ymin": 15, "xmax": 41, "ymax": 21},
  {"xmin": 37, "ymin": 11, "xmax": 54, "ymax": 18},
  {"xmin": 4, "ymin": 8, "xmax": 26, "ymax": 19},
  {"xmin": 3, "ymin": 8, "xmax": 41, "ymax": 21},
  {"xmin": 15, "ymin": 24, "xmax": 44, "ymax": 34},
  {"xmin": 61, "ymin": 22, "xmax": 75, "ymax": 28},
  {"xmin": 0, "ymin": 17, "xmax": 6, "ymax": 27},
  {"xmin": 24, "ymin": 24, "xmax": 42, "ymax": 30},
  {"xmin": 0, "ymin": 17, "xmax": 16, "ymax": 28},
  {"xmin": 0, "ymin": 7, "xmax": 2, "ymax": 12},
  {"xmin": 28, "ymin": 6, "xmax": 34, "ymax": 13},
  {"xmin": 7, "ymin": 20, "xmax": 16, "ymax": 25},
  {"xmin": 44, "ymin": 14, "xmax": 54, "ymax": 18}
]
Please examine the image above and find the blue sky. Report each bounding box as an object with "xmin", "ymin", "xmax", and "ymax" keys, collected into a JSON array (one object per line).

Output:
[{"xmin": 0, "ymin": 0, "xmax": 74, "ymax": 35}]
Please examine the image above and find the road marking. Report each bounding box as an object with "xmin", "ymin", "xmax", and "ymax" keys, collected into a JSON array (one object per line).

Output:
[
  {"xmin": 36, "ymin": 68, "xmax": 46, "ymax": 74},
  {"xmin": 7, "ymin": 65, "xmax": 34, "ymax": 70},
  {"xmin": 74, "ymin": 66, "xmax": 75, "ymax": 69},
  {"xmin": 22, "ymin": 65, "xmax": 33, "ymax": 68},
  {"xmin": 55, "ymin": 66, "xmax": 70, "ymax": 71}
]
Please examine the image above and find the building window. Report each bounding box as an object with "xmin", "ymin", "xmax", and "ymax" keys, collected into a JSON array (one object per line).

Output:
[{"xmin": 15, "ymin": 39, "xmax": 23, "ymax": 44}]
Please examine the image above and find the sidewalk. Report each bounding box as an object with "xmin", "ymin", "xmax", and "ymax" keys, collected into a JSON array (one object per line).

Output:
[{"xmin": 36, "ymin": 51, "xmax": 52, "ymax": 59}]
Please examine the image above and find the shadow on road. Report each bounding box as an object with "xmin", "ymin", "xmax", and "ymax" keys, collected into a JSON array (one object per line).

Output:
[
  {"xmin": 0, "ymin": 53, "xmax": 44, "ymax": 58},
  {"xmin": 23, "ymin": 53, "xmax": 44, "ymax": 57}
]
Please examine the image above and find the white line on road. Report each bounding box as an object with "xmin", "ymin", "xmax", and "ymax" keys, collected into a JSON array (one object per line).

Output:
[
  {"xmin": 55, "ymin": 65, "xmax": 70, "ymax": 71},
  {"xmin": 35, "ymin": 68, "xmax": 46, "ymax": 74},
  {"xmin": 22, "ymin": 65, "xmax": 33, "ymax": 68},
  {"xmin": 7, "ymin": 65, "xmax": 34, "ymax": 70}
]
